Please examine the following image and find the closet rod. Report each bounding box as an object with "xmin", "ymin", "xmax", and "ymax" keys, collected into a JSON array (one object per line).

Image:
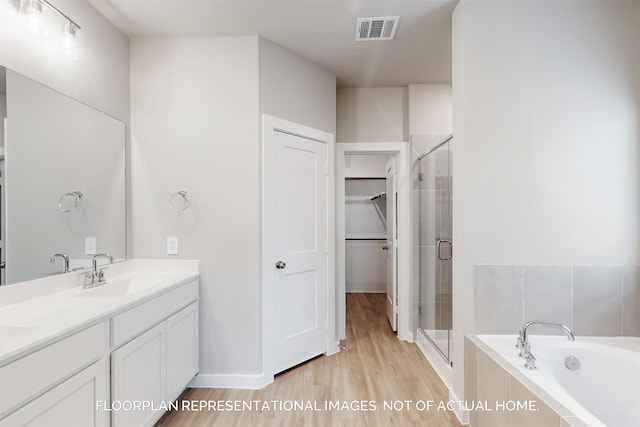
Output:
[
  {"xmin": 345, "ymin": 238, "xmax": 386, "ymax": 241},
  {"xmin": 345, "ymin": 177, "xmax": 386, "ymax": 180}
]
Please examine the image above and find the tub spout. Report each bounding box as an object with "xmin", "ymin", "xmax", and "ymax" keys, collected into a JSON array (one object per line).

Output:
[
  {"xmin": 522, "ymin": 321, "xmax": 575, "ymax": 344},
  {"xmin": 518, "ymin": 321, "xmax": 575, "ymax": 365}
]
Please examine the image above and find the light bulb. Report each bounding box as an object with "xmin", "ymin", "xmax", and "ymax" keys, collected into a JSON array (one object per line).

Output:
[
  {"xmin": 26, "ymin": 0, "xmax": 42, "ymax": 14},
  {"xmin": 63, "ymin": 21, "xmax": 77, "ymax": 38}
]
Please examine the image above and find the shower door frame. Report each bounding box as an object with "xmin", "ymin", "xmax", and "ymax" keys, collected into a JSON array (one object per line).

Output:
[
  {"xmin": 336, "ymin": 142, "xmax": 412, "ymax": 342},
  {"xmin": 417, "ymin": 136, "xmax": 453, "ymax": 364}
]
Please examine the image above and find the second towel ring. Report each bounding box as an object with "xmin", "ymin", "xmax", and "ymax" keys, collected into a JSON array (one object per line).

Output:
[
  {"xmin": 169, "ymin": 190, "xmax": 190, "ymax": 212},
  {"xmin": 58, "ymin": 191, "xmax": 83, "ymax": 212}
]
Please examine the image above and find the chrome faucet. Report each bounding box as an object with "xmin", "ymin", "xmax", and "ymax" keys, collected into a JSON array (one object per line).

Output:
[
  {"xmin": 50, "ymin": 253, "xmax": 70, "ymax": 274},
  {"xmin": 516, "ymin": 321, "xmax": 575, "ymax": 370},
  {"xmin": 83, "ymin": 254, "xmax": 113, "ymax": 289}
]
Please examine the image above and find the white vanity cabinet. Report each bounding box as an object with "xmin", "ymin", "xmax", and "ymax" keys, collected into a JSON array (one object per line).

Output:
[
  {"xmin": 0, "ymin": 271, "xmax": 199, "ymax": 427},
  {"xmin": 0, "ymin": 323, "xmax": 109, "ymax": 427},
  {"xmin": 110, "ymin": 280, "xmax": 199, "ymax": 427}
]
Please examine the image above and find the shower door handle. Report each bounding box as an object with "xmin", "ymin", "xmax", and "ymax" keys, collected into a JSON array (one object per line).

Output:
[{"xmin": 437, "ymin": 239, "xmax": 452, "ymax": 261}]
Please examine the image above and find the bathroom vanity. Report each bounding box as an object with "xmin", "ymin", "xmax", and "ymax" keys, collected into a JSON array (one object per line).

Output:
[{"xmin": 0, "ymin": 260, "xmax": 199, "ymax": 427}]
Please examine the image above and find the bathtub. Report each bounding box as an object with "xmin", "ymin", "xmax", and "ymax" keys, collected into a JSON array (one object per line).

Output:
[{"xmin": 475, "ymin": 335, "xmax": 640, "ymax": 427}]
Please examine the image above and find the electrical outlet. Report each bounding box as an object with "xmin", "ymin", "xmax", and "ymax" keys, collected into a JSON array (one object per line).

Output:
[
  {"xmin": 167, "ymin": 237, "xmax": 179, "ymax": 255},
  {"xmin": 85, "ymin": 237, "xmax": 96, "ymax": 255}
]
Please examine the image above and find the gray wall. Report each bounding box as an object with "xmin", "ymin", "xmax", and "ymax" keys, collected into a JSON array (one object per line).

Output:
[
  {"xmin": 0, "ymin": 0, "xmax": 130, "ymax": 265},
  {"xmin": 130, "ymin": 36, "xmax": 262, "ymax": 378},
  {"xmin": 452, "ymin": 0, "xmax": 640, "ymax": 408},
  {"xmin": 130, "ymin": 36, "xmax": 336, "ymax": 382},
  {"xmin": 336, "ymin": 87, "xmax": 408, "ymax": 142},
  {"xmin": 0, "ymin": 0, "xmax": 129, "ymax": 122},
  {"xmin": 259, "ymin": 38, "xmax": 336, "ymax": 134}
]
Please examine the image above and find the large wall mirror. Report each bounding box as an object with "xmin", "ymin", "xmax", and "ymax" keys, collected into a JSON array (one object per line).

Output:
[{"xmin": 0, "ymin": 66, "xmax": 126, "ymax": 285}]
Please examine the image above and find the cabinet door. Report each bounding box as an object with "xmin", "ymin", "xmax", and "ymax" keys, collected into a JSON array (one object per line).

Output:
[
  {"xmin": 166, "ymin": 303, "xmax": 199, "ymax": 402},
  {"xmin": 111, "ymin": 323, "xmax": 166, "ymax": 427},
  {"xmin": 0, "ymin": 359, "xmax": 108, "ymax": 427}
]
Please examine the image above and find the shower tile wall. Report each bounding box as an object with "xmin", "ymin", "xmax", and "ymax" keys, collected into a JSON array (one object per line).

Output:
[{"xmin": 475, "ymin": 265, "xmax": 640, "ymax": 336}]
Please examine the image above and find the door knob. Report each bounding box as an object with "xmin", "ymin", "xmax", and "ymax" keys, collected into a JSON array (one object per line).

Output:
[
  {"xmin": 275, "ymin": 261, "xmax": 286, "ymax": 270},
  {"xmin": 382, "ymin": 245, "xmax": 389, "ymax": 251}
]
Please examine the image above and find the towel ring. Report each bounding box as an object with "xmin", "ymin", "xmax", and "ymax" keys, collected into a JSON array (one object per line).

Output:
[
  {"xmin": 58, "ymin": 191, "xmax": 83, "ymax": 212},
  {"xmin": 169, "ymin": 190, "xmax": 190, "ymax": 212}
]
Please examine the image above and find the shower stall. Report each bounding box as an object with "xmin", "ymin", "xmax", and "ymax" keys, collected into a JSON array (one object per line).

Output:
[{"xmin": 417, "ymin": 135, "xmax": 453, "ymax": 364}]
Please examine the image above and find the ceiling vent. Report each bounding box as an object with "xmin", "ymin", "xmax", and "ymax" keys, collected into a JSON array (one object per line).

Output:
[{"xmin": 356, "ymin": 16, "xmax": 400, "ymax": 41}]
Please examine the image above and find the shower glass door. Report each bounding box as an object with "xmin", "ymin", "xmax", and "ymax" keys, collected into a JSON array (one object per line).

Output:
[{"xmin": 418, "ymin": 139, "xmax": 452, "ymax": 362}]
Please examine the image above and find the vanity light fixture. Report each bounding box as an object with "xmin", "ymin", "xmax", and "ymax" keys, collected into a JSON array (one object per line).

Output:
[
  {"xmin": 22, "ymin": 0, "xmax": 43, "ymax": 35},
  {"xmin": 63, "ymin": 20, "xmax": 79, "ymax": 38},
  {"xmin": 21, "ymin": 0, "xmax": 81, "ymax": 37},
  {"xmin": 24, "ymin": 0, "xmax": 42, "ymax": 14}
]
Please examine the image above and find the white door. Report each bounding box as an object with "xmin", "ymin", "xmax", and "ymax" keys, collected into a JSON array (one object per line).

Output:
[
  {"xmin": 386, "ymin": 157, "xmax": 398, "ymax": 331},
  {"xmin": 269, "ymin": 125, "xmax": 329, "ymax": 374}
]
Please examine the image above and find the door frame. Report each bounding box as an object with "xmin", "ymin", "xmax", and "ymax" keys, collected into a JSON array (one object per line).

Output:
[
  {"xmin": 261, "ymin": 115, "xmax": 337, "ymax": 386},
  {"xmin": 336, "ymin": 142, "xmax": 412, "ymax": 342},
  {"xmin": 385, "ymin": 156, "xmax": 398, "ymax": 331}
]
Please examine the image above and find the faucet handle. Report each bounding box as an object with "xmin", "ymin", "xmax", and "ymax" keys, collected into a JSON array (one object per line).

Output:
[
  {"xmin": 516, "ymin": 330, "xmax": 524, "ymax": 348},
  {"xmin": 524, "ymin": 352, "xmax": 537, "ymax": 370},
  {"xmin": 83, "ymin": 271, "xmax": 95, "ymax": 287},
  {"xmin": 519, "ymin": 341, "xmax": 530, "ymax": 358}
]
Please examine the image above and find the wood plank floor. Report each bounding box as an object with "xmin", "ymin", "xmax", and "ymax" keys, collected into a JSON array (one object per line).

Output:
[{"xmin": 156, "ymin": 293, "xmax": 462, "ymax": 426}]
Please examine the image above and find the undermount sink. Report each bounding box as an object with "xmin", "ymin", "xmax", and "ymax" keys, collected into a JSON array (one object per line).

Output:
[{"xmin": 74, "ymin": 276, "xmax": 164, "ymax": 299}]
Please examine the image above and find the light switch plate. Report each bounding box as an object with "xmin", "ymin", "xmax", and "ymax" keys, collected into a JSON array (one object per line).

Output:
[
  {"xmin": 85, "ymin": 237, "xmax": 96, "ymax": 255},
  {"xmin": 167, "ymin": 237, "xmax": 179, "ymax": 255}
]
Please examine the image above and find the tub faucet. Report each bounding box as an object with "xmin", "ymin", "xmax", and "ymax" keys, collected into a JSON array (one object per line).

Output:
[
  {"xmin": 517, "ymin": 321, "xmax": 575, "ymax": 370},
  {"xmin": 50, "ymin": 253, "xmax": 70, "ymax": 274},
  {"xmin": 83, "ymin": 254, "xmax": 113, "ymax": 289}
]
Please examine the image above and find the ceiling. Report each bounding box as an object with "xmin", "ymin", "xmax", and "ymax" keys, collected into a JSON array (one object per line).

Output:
[{"xmin": 88, "ymin": 0, "xmax": 456, "ymax": 87}]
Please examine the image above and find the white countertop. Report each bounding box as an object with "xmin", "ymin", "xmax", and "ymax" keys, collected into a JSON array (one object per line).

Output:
[{"xmin": 0, "ymin": 260, "xmax": 199, "ymax": 365}]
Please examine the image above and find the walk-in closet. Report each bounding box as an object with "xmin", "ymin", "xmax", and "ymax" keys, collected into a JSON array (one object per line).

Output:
[{"xmin": 344, "ymin": 154, "xmax": 395, "ymax": 327}]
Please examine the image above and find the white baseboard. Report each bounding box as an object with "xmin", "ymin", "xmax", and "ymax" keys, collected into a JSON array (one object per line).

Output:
[
  {"xmin": 449, "ymin": 389, "xmax": 469, "ymax": 425},
  {"xmin": 345, "ymin": 287, "xmax": 386, "ymax": 293},
  {"xmin": 326, "ymin": 340, "xmax": 341, "ymax": 356},
  {"xmin": 189, "ymin": 343, "xmax": 341, "ymax": 389},
  {"xmin": 415, "ymin": 330, "xmax": 452, "ymax": 390},
  {"xmin": 416, "ymin": 332, "xmax": 468, "ymax": 424},
  {"xmin": 188, "ymin": 373, "xmax": 273, "ymax": 389}
]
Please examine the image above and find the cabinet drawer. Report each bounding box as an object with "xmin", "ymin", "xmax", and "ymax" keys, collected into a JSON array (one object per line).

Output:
[
  {"xmin": 0, "ymin": 322, "xmax": 106, "ymax": 418},
  {"xmin": 0, "ymin": 359, "xmax": 109, "ymax": 427},
  {"xmin": 111, "ymin": 280, "xmax": 197, "ymax": 349}
]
